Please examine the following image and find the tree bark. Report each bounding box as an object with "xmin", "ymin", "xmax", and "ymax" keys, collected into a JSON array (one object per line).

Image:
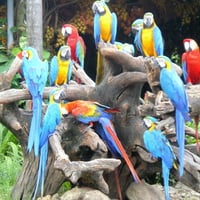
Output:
[{"xmin": 0, "ymin": 43, "xmax": 199, "ymax": 200}]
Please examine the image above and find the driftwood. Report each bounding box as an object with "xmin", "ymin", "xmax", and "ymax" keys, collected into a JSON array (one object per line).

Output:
[{"xmin": 0, "ymin": 42, "xmax": 199, "ymax": 200}]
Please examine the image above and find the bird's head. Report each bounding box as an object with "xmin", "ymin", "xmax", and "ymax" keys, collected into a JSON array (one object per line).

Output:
[
  {"xmin": 92, "ymin": 1, "xmax": 106, "ymax": 15},
  {"xmin": 21, "ymin": 47, "xmax": 38, "ymax": 60},
  {"xmin": 131, "ymin": 18, "xmax": 143, "ymax": 33},
  {"xmin": 59, "ymin": 45, "xmax": 71, "ymax": 60},
  {"xmin": 61, "ymin": 24, "xmax": 78, "ymax": 38},
  {"xmin": 183, "ymin": 38, "xmax": 199, "ymax": 52},
  {"xmin": 156, "ymin": 55, "xmax": 172, "ymax": 71},
  {"xmin": 143, "ymin": 116, "xmax": 158, "ymax": 129},
  {"xmin": 61, "ymin": 104, "xmax": 69, "ymax": 117},
  {"xmin": 143, "ymin": 12, "xmax": 154, "ymax": 28}
]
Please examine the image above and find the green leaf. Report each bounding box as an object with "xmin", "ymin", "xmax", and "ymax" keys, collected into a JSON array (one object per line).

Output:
[
  {"xmin": 43, "ymin": 49, "xmax": 51, "ymax": 60},
  {"xmin": 0, "ymin": 53, "xmax": 9, "ymax": 64}
]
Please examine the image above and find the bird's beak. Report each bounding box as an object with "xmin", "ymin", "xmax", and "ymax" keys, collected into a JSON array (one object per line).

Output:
[{"xmin": 61, "ymin": 107, "xmax": 69, "ymax": 117}]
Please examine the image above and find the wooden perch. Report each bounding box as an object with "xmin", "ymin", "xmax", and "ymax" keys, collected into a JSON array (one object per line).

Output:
[{"xmin": 0, "ymin": 44, "xmax": 199, "ymax": 199}]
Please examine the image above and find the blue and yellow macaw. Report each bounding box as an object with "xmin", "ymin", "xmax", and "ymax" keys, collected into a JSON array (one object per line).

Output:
[
  {"xmin": 114, "ymin": 41, "xmax": 135, "ymax": 57},
  {"xmin": 61, "ymin": 100, "xmax": 141, "ymax": 183},
  {"xmin": 135, "ymin": 12, "xmax": 164, "ymax": 57},
  {"xmin": 143, "ymin": 116, "xmax": 177, "ymax": 200},
  {"xmin": 33, "ymin": 89, "xmax": 62, "ymax": 199},
  {"xmin": 92, "ymin": 0, "xmax": 117, "ymax": 84},
  {"xmin": 131, "ymin": 18, "xmax": 143, "ymax": 55},
  {"xmin": 156, "ymin": 55, "xmax": 191, "ymax": 176},
  {"xmin": 49, "ymin": 45, "xmax": 73, "ymax": 86},
  {"xmin": 21, "ymin": 47, "xmax": 48, "ymax": 156}
]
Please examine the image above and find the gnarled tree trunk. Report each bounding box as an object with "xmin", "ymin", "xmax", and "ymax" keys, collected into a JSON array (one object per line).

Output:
[{"xmin": 0, "ymin": 42, "xmax": 199, "ymax": 200}]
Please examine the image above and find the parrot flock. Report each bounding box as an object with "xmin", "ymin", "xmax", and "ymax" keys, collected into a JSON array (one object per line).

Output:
[{"xmin": 16, "ymin": 0, "xmax": 200, "ymax": 199}]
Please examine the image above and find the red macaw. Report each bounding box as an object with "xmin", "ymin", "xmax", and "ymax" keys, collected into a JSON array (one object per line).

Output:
[
  {"xmin": 92, "ymin": 0, "xmax": 117, "ymax": 84},
  {"xmin": 143, "ymin": 116, "xmax": 177, "ymax": 200},
  {"xmin": 61, "ymin": 100, "xmax": 141, "ymax": 184},
  {"xmin": 61, "ymin": 24, "xmax": 86, "ymax": 69},
  {"xmin": 33, "ymin": 89, "xmax": 62, "ymax": 199},
  {"xmin": 49, "ymin": 45, "xmax": 73, "ymax": 86},
  {"xmin": 182, "ymin": 38, "xmax": 200, "ymax": 151},
  {"xmin": 20, "ymin": 47, "xmax": 48, "ymax": 156},
  {"xmin": 157, "ymin": 55, "xmax": 191, "ymax": 176},
  {"xmin": 135, "ymin": 12, "xmax": 164, "ymax": 57}
]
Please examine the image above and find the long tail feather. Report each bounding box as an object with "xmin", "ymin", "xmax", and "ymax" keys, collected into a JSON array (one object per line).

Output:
[
  {"xmin": 175, "ymin": 109, "xmax": 185, "ymax": 176},
  {"xmin": 162, "ymin": 160, "xmax": 170, "ymax": 200},
  {"xmin": 27, "ymin": 96, "xmax": 42, "ymax": 156},
  {"xmin": 99, "ymin": 117, "xmax": 141, "ymax": 183},
  {"xmin": 33, "ymin": 141, "xmax": 48, "ymax": 199},
  {"xmin": 194, "ymin": 115, "xmax": 200, "ymax": 152}
]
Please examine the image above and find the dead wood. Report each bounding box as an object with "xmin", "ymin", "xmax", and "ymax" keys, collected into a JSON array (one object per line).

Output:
[{"xmin": 0, "ymin": 44, "xmax": 199, "ymax": 200}]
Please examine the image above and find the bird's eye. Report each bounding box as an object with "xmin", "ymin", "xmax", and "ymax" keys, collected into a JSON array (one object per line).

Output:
[
  {"xmin": 157, "ymin": 58, "xmax": 166, "ymax": 68},
  {"xmin": 22, "ymin": 50, "xmax": 29, "ymax": 59}
]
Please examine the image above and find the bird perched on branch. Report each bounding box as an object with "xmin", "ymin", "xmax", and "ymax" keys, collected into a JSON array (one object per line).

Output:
[
  {"xmin": 61, "ymin": 24, "xmax": 86, "ymax": 84},
  {"xmin": 61, "ymin": 100, "xmax": 141, "ymax": 184},
  {"xmin": 156, "ymin": 55, "xmax": 191, "ymax": 176},
  {"xmin": 33, "ymin": 89, "xmax": 62, "ymax": 199},
  {"xmin": 20, "ymin": 47, "xmax": 48, "ymax": 156},
  {"xmin": 143, "ymin": 116, "xmax": 177, "ymax": 200},
  {"xmin": 182, "ymin": 38, "xmax": 200, "ymax": 151},
  {"xmin": 135, "ymin": 12, "xmax": 164, "ymax": 57},
  {"xmin": 131, "ymin": 18, "xmax": 143, "ymax": 55},
  {"xmin": 49, "ymin": 45, "xmax": 73, "ymax": 86},
  {"xmin": 92, "ymin": 0, "xmax": 117, "ymax": 84}
]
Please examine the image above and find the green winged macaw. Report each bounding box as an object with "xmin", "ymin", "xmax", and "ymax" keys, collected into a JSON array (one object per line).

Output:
[
  {"xmin": 92, "ymin": 0, "xmax": 117, "ymax": 84},
  {"xmin": 61, "ymin": 100, "xmax": 141, "ymax": 184},
  {"xmin": 135, "ymin": 12, "xmax": 164, "ymax": 57},
  {"xmin": 143, "ymin": 116, "xmax": 177, "ymax": 200},
  {"xmin": 33, "ymin": 89, "xmax": 62, "ymax": 199},
  {"xmin": 114, "ymin": 41, "xmax": 135, "ymax": 57},
  {"xmin": 61, "ymin": 24, "xmax": 86, "ymax": 68},
  {"xmin": 20, "ymin": 47, "xmax": 48, "ymax": 156},
  {"xmin": 49, "ymin": 45, "xmax": 73, "ymax": 86},
  {"xmin": 131, "ymin": 18, "xmax": 143, "ymax": 55},
  {"xmin": 156, "ymin": 55, "xmax": 191, "ymax": 176},
  {"xmin": 182, "ymin": 38, "xmax": 200, "ymax": 151}
]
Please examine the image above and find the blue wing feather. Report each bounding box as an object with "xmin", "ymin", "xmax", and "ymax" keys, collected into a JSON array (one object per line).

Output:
[
  {"xmin": 49, "ymin": 56, "xmax": 58, "ymax": 86},
  {"xmin": 153, "ymin": 26, "xmax": 164, "ymax": 56},
  {"xmin": 94, "ymin": 14, "xmax": 100, "ymax": 48},
  {"xmin": 76, "ymin": 40, "xmax": 85, "ymax": 68},
  {"xmin": 111, "ymin": 12, "xmax": 117, "ymax": 44},
  {"xmin": 182, "ymin": 60, "xmax": 187, "ymax": 84}
]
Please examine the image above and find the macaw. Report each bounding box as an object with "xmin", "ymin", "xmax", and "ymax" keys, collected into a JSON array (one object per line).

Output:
[
  {"xmin": 114, "ymin": 41, "xmax": 135, "ymax": 57},
  {"xmin": 61, "ymin": 24, "xmax": 86, "ymax": 68},
  {"xmin": 92, "ymin": 0, "xmax": 117, "ymax": 84},
  {"xmin": 49, "ymin": 45, "xmax": 73, "ymax": 86},
  {"xmin": 182, "ymin": 38, "xmax": 200, "ymax": 151},
  {"xmin": 135, "ymin": 12, "xmax": 164, "ymax": 57},
  {"xmin": 131, "ymin": 18, "xmax": 143, "ymax": 55},
  {"xmin": 20, "ymin": 47, "xmax": 48, "ymax": 156},
  {"xmin": 143, "ymin": 116, "xmax": 177, "ymax": 200},
  {"xmin": 33, "ymin": 89, "xmax": 62, "ymax": 199},
  {"xmin": 156, "ymin": 55, "xmax": 191, "ymax": 176},
  {"xmin": 61, "ymin": 100, "xmax": 141, "ymax": 183}
]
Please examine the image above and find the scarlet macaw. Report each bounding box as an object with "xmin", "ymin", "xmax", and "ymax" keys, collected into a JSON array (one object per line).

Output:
[
  {"xmin": 61, "ymin": 24, "xmax": 86, "ymax": 69},
  {"xmin": 33, "ymin": 89, "xmax": 62, "ymax": 199},
  {"xmin": 182, "ymin": 38, "xmax": 200, "ymax": 151},
  {"xmin": 92, "ymin": 0, "xmax": 117, "ymax": 84},
  {"xmin": 143, "ymin": 116, "xmax": 177, "ymax": 200},
  {"xmin": 156, "ymin": 55, "xmax": 191, "ymax": 176},
  {"xmin": 21, "ymin": 47, "xmax": 48, "ymax": 156},
  {"xmin": 135, "ymin": 12, "xmax": 164, "ymax": 57},
  {"xmin": 49, "ymin": 45, "xmax": 73, "ymax": 86},
  {"xmin": 61, "ymin": 100, "xmax": 141, "ymax": 183}
]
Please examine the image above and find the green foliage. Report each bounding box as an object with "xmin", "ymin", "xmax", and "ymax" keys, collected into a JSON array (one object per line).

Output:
[
  {"xmin": 58, "ymin": 181, "xmax": 72, "ymax": 194},
  {"xmin": 170, "ymin": 48, "xmax": 181, "ymax": 65},
  {"xmin": 0, "ymin": 123, "xmax": 23, "ymax": 200}
]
